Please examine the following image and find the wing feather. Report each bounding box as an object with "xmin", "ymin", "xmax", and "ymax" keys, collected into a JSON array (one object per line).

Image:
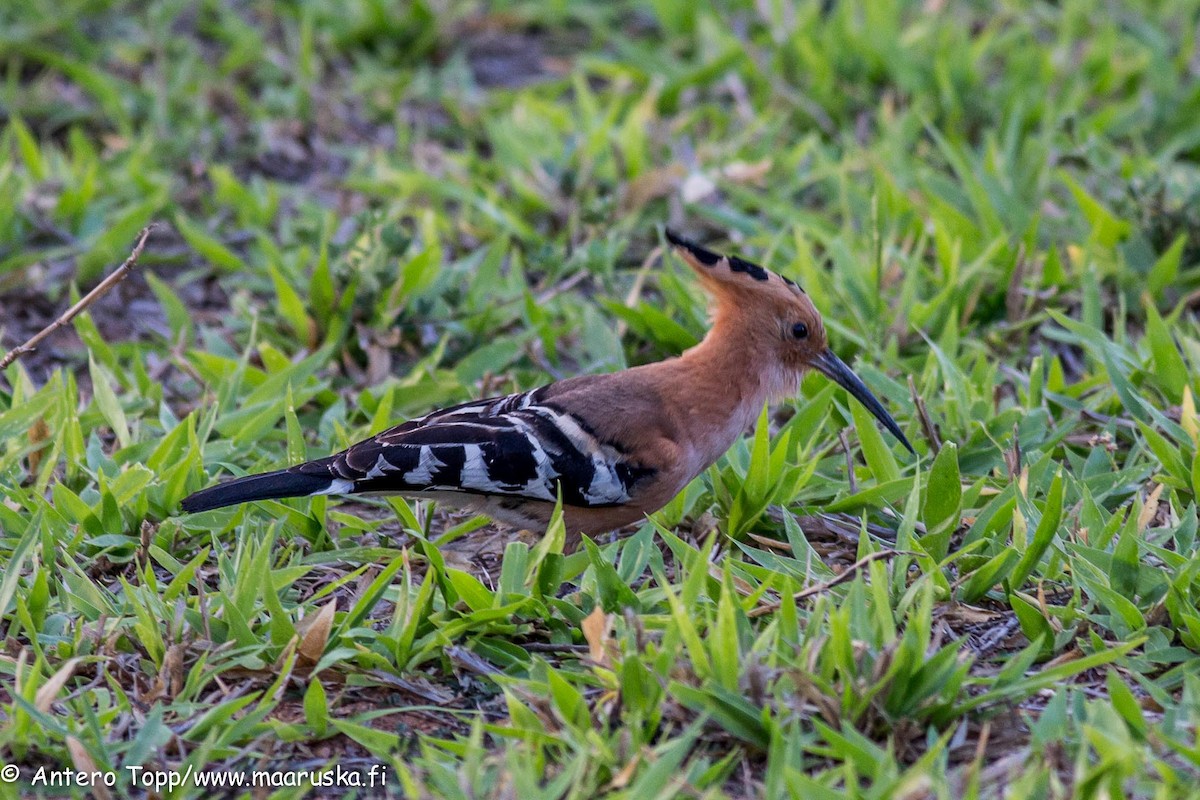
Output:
[{"xmin": 293, "ymin": 391, "xmax": 656, "ymax": 507}]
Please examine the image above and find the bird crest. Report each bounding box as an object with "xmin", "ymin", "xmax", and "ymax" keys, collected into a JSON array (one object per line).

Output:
[{"xmin": 665, "ymin": 228, "xmax": 805, "ymax": 298}]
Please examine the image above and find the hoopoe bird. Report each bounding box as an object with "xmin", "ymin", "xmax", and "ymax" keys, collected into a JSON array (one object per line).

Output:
[{"xmin": 180, "ymin": 229, "xmax": 913, "ymax": 544}]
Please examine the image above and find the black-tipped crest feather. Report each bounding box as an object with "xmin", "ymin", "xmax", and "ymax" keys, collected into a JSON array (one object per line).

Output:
[{"xmin": 664, "ymin": 228, "xmax": 722, "ymax": 265}]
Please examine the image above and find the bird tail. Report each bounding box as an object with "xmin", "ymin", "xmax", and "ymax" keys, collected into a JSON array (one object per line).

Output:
[{"xmin": 180, "ymin": 468, "xmax": 341, "ymax": 513}]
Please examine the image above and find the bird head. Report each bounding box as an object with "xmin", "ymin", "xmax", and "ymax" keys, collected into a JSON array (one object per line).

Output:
[{"xmin": 665, "ymin": 228, "xmax": 914, "ymax": 454}]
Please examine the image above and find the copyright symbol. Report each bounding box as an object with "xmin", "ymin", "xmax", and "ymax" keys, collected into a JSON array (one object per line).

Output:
[{"xmin": 0, "ymin": 764, "xmax": 18, "ymax": 782}]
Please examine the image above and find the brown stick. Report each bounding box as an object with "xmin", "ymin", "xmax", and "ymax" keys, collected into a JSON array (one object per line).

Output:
[
  {"xmin": 0, "ymin": 224, "xmax": 157, "ymax": 371},
  {"xmin": 747, "ymin": 549, "xmax": 907, "ymax": 618},
  {"xmin": 910, "ymin": 374, "xmax": 941, "ymax": 454},
  {"xmin": 838, "ymin": 428, "xmax": 858, "ymax": 494}
]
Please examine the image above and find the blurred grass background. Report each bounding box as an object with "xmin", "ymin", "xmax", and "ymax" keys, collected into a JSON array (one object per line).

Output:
[{"xmin": 3, "ymin": 1, "xmax": 1200, "ymax": 797}]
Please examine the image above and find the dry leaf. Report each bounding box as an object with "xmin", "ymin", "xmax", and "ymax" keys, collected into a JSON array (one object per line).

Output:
[
  {"xmin": 298, "ymin": 600, "xmax": 337, "ymax": 665},
  {"xmin": 622, "ymin": 164, "xmax": 685, "ymax": 212},
  {"xmin": 67, "ymin": 737, "xmax": 112, "ymax": 800},
  {"xmin": 747, "ymin": 533, "xmax": 792, "ymax": 552},
  {"xmin": 1182, "ymin": 387, "xmax": 1198, "ymax": 445},
  {"xmin": 721, "ymin": 159, "xmax": 772, "ymax": 184},
  {"xmin": 581, "ymin": 606, "xmax": 612, "ymax": 667},
  {"xmin": 1043, "ymin": 647, "xmax": 1082, "ymax": 669},
  {"xmin": 707, "ymin": 563, "xmax": 757, "ymax": 598},
  {"xmin": 1138, "ymin": 484, "xmax": 1164, "ymax": 531},
  {"xmin": 357, "ymin": 324, "xmax": 401, "ymax": 388},
  {"xmin": 101, "ymin": 133, "xmax": 130, "ymax": 156},
  {"xmin": 27, "ymin": 416, "xmax": 50, "ymax": 476},
  {"xmin": 145, "ymin": 643, "xmax": 185, "ymax": 703},
  {"xmin": 35, "ymin": 657, "xmax": 81, "ymax": 712},
  {"xmin": 607, "ymin": 753, "xmax": 642, "ymax": 790},
  {"xmin": 942, "ymin": 604, "xmax": 1002, "ymax": 625}
]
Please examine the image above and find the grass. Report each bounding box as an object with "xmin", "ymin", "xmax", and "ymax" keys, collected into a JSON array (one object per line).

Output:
[{"xmin": 3, "ymin": 0, "xmax": 1200, "ymax": 797}]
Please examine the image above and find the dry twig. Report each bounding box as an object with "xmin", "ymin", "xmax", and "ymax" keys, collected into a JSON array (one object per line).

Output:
[
  {"xmin": 910, "ymin": 374, "xmax": 941, "ymax": 453},
  {"xmin": 0, "ymin": 224, "xmax": 157, "ymax": 372},
  {"xmin": 838, "ymin": 428, "xmax": 858, "ymax": 494},
  {"xmin": 747, "ymin": 549, "xmax": 908, "ymax": 618}
]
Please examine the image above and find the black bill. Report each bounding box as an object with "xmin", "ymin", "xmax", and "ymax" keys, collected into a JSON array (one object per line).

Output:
[{"xmin": 813, "ymin": 350, "xmax": 915, "ymax": 454}]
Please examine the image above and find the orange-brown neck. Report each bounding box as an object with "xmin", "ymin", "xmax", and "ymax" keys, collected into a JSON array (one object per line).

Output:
[
  {"xmin": 683, "ymin": 298, "xmax": 797, "ymax": 393},
  {"xmin": 649, "ymin": 306, "xmax": 795, "ymax": 466}
]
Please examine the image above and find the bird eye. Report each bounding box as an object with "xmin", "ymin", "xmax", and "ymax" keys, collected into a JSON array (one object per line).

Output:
[{"xmin": 792, "ymin": 322, "xmax": 809, "ymax": 340}]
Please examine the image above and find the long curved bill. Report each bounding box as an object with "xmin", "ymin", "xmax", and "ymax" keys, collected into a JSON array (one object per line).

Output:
[{"xmin": 813, "ymin": 350, "xmax": 915, "ymax": 454}]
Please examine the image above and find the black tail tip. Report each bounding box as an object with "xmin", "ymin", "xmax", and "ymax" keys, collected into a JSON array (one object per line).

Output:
[
  {"xmin": 179, "ymin": 494, "xmax": 215, "ymax": 514},
  {"xmin": 177, "ymin": 468, "xmax": 337, "ymax": 514},
  {"xmin": 179, "ymin": 488, "xmax": 231, "ymax": 514}
]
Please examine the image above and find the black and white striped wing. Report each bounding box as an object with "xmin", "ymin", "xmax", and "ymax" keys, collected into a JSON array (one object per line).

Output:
[{"xmin": 292, "ymin": 390, "xmax": 655, "ymax": 507}]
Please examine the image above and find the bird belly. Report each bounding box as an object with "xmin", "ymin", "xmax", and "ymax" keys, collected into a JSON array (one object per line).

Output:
[
  {"xmin": 473, "ymin": 495, "xmax": 557, "ymax": 531},
  {"xmin": 354, "ymin": 489, "xmax": 650, "ymax": 540},
  {"xmin": 362, "ymin": 489, "xmax": 558, "ymax": 532}
]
